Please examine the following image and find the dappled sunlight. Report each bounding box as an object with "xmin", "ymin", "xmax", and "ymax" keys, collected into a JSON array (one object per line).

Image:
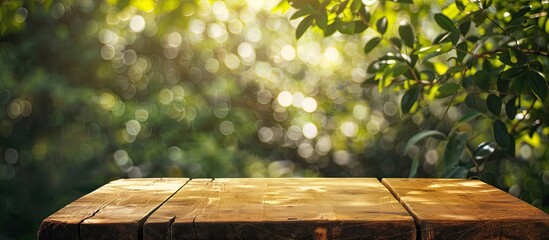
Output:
[{"xmin": 2, "ymin": 0, "xmax": 549, "ymax": 238}]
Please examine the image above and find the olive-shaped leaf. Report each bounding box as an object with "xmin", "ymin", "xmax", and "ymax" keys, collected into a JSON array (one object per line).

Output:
[
  {"xmin": 444, "ymin": 132, "xmax": 468, "ymax": 176},
  {"xmin": 409, "ymin": 156, "xmax": 419, "ymax": 178},
  {"xmin": 465, "ymin": 93, "xmax": 477, "ymax": 108},
  {"xmin": 473, "ymin": 70, "xmax": 490, "ymax": 90},
  {"xmin": 456, "ymin": 42, "xmax": 468, "ymax": 63},
  {"xmin": 459, "ymin": 21, "xmax": 471, "ymax": 35},
  {"xmin": 435, "ymin": 13, "xmax": 454, "ymax": 31},
  {"xmin": 399, "ymin": 23, "xmax": 414, "ymax": 48},
  {"xmin": 364, "ymin": 37, "xmax": 382, "ymax": 54},
  {"xmin": 338, "ymin": 21, "xmax": 356, "ymax": 34},
  {"xmin": 401, "ymin": 85, "xmax": 420, "ymax": 113},
  {"xmin": 390, "ymin": 62, "xmax": 409, "ymax": 77},
  {"xmin": 486, "ymin": 94, "xmax": 502, "ymax": 116},
  {"xmin": 376, "ymin": 17, "xmax": 388, "ymax": 35},
  {"xmin": 353, "ymin": 21, "xmax": 368, "ymax": 33},
  {"xmin": 390, "ymin": 37, "xmax": 402, "ymax": 50},
  {"xmin": 493, "ymin": 119, "xmax": 511, "ymax": 148},
  {"xmin": 527, "ymin": 70, "xmax": 548, "ymax": 101},
  {"xmin": 296, "ymin": 15, "xmax": 314, "ymax": 39},
  {"xmin": 351, "ymin": 0, "xmax": 362, "ymax": 12},
  {"xmin": 438, "ymin": 82, "xmax": 460, "ymax": 96},
  {"xmin": 497, "ymin": 77, "xmax": 510, "ymax": 93},
  {"xmin": 529, "ymin": 121, "xmax": 541, "ymax": 137},
  {"xmin": 316, "ymin": 11, "xmax": 328, "ymax": 31},
  {"xmin": 505, "ymin": 96, "xmax": 518, "ymax": 120},
  {"xmin": 473, "ymin": 142, "xmax": 496, "ymax": 160},
  {"xmin": 324, "ymin": 23, "xmax": 337, "ymax": 37},
  {"xmin": 450, "ymin": 28, "xmax": 460, "ymax": 45},
  {"xmin": 501, "ymin": 66, "xmax": 527, "ymax": 79},
  {"xmin": 404, "ymin": 130, "xmax": 446, "ymax": 154},
  {"xmin": 291, "ymin": 9, "xmax": 310, "ymax": 20},
  {"xmin": 498, "ymin": 48, "xmax": 528, "ymax": 66},
  {"xmin": 455, "ymin": 0, "xmax": 466, "ymax": 12}
]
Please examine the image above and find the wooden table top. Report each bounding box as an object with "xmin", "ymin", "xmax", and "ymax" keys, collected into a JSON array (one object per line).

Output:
[{"xmin": 38, "ymin": 178, "xmax": 549, "ymax": 240}]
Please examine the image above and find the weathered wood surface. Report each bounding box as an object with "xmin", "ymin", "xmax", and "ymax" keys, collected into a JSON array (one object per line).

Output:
[
  {"xmin": 38, "ymin": 178, "xmax": 189, "ymax": 240},
  {"xmin": 144, "ymin": 178, "xmax": 416, "ymax": 239},
  {"xmin": 382, "ymin": 178, "xmax": 549, "ymax": 240}
]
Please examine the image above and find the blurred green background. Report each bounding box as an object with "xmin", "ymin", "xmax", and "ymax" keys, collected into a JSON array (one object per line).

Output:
[{"xmin": 1, "ymin": 0, "xmax": 548, "ymax": 239}]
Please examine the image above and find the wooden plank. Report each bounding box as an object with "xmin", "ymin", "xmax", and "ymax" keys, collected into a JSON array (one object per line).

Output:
[
  {"xmin": 382, "ymin": 178, "xmax": 549, "ymax": 240},
  {"xmin": 38, "ymin": 178, "xmax": 188, "ymax": 240},
  {"xmin": 144, "ymin": 178, "xmax": 416, "ymax": 239}
]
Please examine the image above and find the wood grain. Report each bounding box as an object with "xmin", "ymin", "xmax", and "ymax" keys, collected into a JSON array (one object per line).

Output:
[
  {"xmin": 37, "ymin": 178, "xmax": 188, "ymax": 240},
  {"xmin": 144, "ymin": 178, "xmax": 416, "ymax": 240},
  {"xmin": 382, "ymin": 178, "xmax": 549, "ymax": 240}
]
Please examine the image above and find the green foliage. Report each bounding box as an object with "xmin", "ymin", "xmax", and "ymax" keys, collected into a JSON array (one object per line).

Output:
[
  {"xmin": 1, "ymin": 0, "xmax": 549, "ymax": 238},
  {"xmin": 286, "ymin": 0, "xmax": 549, "ymax": 217}
]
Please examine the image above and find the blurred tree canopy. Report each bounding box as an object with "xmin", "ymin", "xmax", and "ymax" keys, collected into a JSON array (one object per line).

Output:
[{"xmin": 0, "ymin": 0, "xmax": 548, "ymax": 239}]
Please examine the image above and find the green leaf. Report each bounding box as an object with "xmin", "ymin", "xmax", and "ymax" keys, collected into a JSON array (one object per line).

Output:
[
  {"xmin": 465, "ymin": 93, "xmax": 477, "ymax": 108},
  {"xmin": 501, "ymin": 67, "xmax": 528, "ymax": 93},
  {"xmin": 529, "ymin": 121, "xmax": 541, "ymax": 137},
  {"xmin": 444, "ymin": 132, "xmax": 468, "ymax": 175},
  {"xmin": 415, "ymin": 43, "xmax": 445, "ymax": 55},
  {"xmin": 390, "ymin": 37, "xmax": 402, "ymax": 50},
  {"xmin": 459, "ymin": 21, "xmax": 471, "ymax": 35},
  {"xmin": 501, "ymin": 67, "xmax": 527, "ymax": 79},
  {"xmin": 438, "ymin": 82, "xmax": 460, "ymax": 96},
  {"xmin": 336, "ymin": 0, "xmax": 348, "ymax": 14},
  {"xmin": 481, "ymin": 0, "xmax": 492, "ymax": 9},
  {"xmin": 391, "ymin": 0, "xmax": 413, "ymax": 3},
  {"xmin": 409, "ymin": 156, "xmax": 419, "ymax": 178},
  {"xmin": 288, "ymin": 0, "xmax": 318, "ymax": 8},
  {"xmin": 401, "ymin": 85, "xmax": 420, "ymax": 113},
  {"xmin": 473, "ymin": 70, "xmax": 490, "ymax": 91},
  {"xmin": 359, "ymin": 6, "xmax": 371, "ymax": 22},
  {"xmin": 416, "ymin": 42, "xmax": 453, "ymax": 62},
  {"xmin": 338, "ymin": 21, "xmax": 356, "ymax": 34},
  {"xmin": 404, "ymin": 130, "xmax": 446, "ymax": 154},
  {"xmin": 315, "ymin": 11, "xmax": 328, "ymax": 31},
  {"xmin": 473, "ymin": 142, "xmax": 496, "ymax": 160},
  {"xmin": 296, "ymin": 15, "xmax": 314, "ymax": 39},
  {"xmin": 527, "ymin": 70, "xmax": 548, "ymax": 101},
  {"xmin": 497, "ymin": 77, "xmax": 510, "ymax": 93},
  {"xmin": 450, "ymin": 28, "xmax": 460, "ymax": 45},
  {"xmin": 291, "ymin": 9, "xmax": 311, "ymax": 20},
  {"xmin": 456, "ymin": 42, "xmax": 468, "ymax": 63},
  {"xmin": 445, "ymin": 166, "xmax": 468, "ymax": 178},
  {"xmin": 351, "ymin": 0, "xmax": 362, "ymax": 12},
  {"xmin": 324, "ymin": 23, "xmax": 337, "ymax": 37},
  {"xmin": 435, "ymin": 13, "xmax": 454, "ymax": 31},
  {"xmin": 390, "ymin": 62, "xmax": 409, "ymax": 77},
  {"xmin": 486, "ymin": 94, "xmax": 502, "ymax": 116},
  {"xmin": 493, "ymin": 119, "xmax": 511, "ymax": 148},
  {"xmin": 364, "ymin": 37, "xmax": 382, "ymax": 54},
  {"xmin": 455, "ymin": 0, "xmax": 466, "ymax": 12},
  {"xmin": 505, "ymin": 96, "xmax": 518, "ymax": 120},
  {"xmin": 473, "ymin": 11, "xmax": 486, "ymax": 25},
  {"xmin": 353, "ymin": 21, "xmax": 368, "ymax": 33},
  {"xmin": 376, "ymin": 17, "xmax": 388, "ymax": 35},
  {"xmin": 399, "ymin": 23, "xmax": 414, "ymax": 48},
  {"xmin": 446, "ymin": 65, "xmax": 467, "ymax": 75},
  {"xmin": 498, "ymin": 48, "xmax": 528, "ymax": 66},
  {"xmin": 512, "ymin": 5, "xmax": 531, "ymax": 20}
]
